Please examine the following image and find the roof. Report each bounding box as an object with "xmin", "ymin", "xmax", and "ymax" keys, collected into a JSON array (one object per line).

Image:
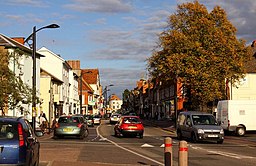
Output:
[
  {"xmin": 81, "ymin": 69, "xmax": 99, "ymax": 84},
  {"xmin": 244, "ymin": 56, "xmax": 256, "ymax": 73},
  {"xmin": 82, "ymin": 78, "xmax": 94, "ymax": 93},
  {"xmin": 0, "ymin": 34, "xmax": 44, "ymax": 57},
  {"xmin": 110, "ymin": 94, "xmax": 120, "ymax": 100}
]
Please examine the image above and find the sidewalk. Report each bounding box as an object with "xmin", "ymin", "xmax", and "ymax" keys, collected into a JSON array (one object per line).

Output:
[{"xmin": 142, "ymin": 118, "xmax": 177, "ymax": 135}]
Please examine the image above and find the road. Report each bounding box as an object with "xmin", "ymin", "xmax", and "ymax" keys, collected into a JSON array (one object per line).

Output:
[{"xmin": 38, "ymin": 120, "xmax": 256, "ymax": 166}]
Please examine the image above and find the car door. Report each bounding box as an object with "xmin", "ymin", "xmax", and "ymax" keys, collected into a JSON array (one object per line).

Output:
[{"xmin": 183, "ymin": 115, "xmax": 192, "ymax": 138}]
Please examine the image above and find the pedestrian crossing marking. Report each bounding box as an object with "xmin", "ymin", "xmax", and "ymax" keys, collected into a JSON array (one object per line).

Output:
[{"xmin": 141, "ymin": 143, "xmax": 154, "ymax": 147}]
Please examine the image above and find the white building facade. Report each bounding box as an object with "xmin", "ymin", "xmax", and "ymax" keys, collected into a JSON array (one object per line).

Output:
[
  {"xmin": 38, "ymin": 47, "xmax": 71, "ymax": 118},
  {"xmin": 0, "ymin": 35, "xmax": 42, "ymax": 122}
]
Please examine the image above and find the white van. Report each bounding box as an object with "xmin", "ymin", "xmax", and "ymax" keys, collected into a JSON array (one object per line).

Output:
[{"xmin": 216, "ymin": 100, "xmax": 256, "ymax": 136}]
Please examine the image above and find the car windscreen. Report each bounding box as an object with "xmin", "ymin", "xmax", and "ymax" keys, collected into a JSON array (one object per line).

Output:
[
  {"xmin": 111, "ymin": 114, "xmax": 120, "ymax": 118},
  {"xmin": 123, "ymin": 117, "xmax": 141, "ymax": 124},
  {"xmin": 84, "ymin": 116, "xmax": 93, "ymax": 120},
  {"xmin": 192, "ymin": 115, "xmax": 217, "ymax": 125},
  {"xmin": 0, "ymin": 122, "xmax": 18, "ymax": 140},
  {"xmin": 93, "ymin": 115, "xmax": 101, "ymax": 118},
  {"xmin": 58, "ymin": 117, "xmax": 80, "ymax": 123}
]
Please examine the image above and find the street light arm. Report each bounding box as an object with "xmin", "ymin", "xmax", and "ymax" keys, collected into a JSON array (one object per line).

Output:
[{"xmin": 24, "ymin": 24, "xmax": 60, "ymax": 44}]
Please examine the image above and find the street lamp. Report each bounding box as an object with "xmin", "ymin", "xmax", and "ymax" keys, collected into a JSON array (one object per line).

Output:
[
  {"xmin": 25, "ymin": 24, "xmax": 60, "ymax": 131},
  {"xmin": 103, "ymin": 84, "xmax": 114, "ymax": 115}
]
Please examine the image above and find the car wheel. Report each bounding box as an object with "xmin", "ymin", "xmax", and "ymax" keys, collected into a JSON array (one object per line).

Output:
[
  {"xmin": 53, "ymin": 134, "xmax": 58, "ymax": 139},
  {"xmin": 236, "ymin": 127, "xmax": 245, "ymax": 136},
  {"xmin": 217, "ymin": 140, "xmax": 224, "ymax": 144},
  {"xmin": 177, "ymin": 130, "xmax": 182, "ymax": 140},
  {"xmin": 191, "ymin": 132, "xmax": 197, "ymax": 143},
  {"xmin": 139, "ymin": 134, "xmax": 143, "ymax": 139}
]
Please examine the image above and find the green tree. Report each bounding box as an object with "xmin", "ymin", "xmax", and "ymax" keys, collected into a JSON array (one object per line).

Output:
[
  {"xmin": 122, "ymin": 89, "xmax": 130, "ymax": 100},
  {"xmin": 147, "ymin": 1, "xmax": 251, "ymax": 110},
  {"xmin": 0, "ymin": 47, "xmax": 33, "ymax": 114}
]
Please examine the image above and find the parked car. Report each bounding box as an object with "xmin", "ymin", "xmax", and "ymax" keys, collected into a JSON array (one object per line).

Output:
[
  {"xmin": 109, "ymin": 113, "xmax": 121, "ymax": 124},
  {"xmin": 0, "ymin": 116, "xmax": 44, "ymax": 165},
  {"xmin": 84, "ymin": 115, "xmax": 94, "ymax": 127},
  {"xmin": 176, "ymin": 111, "xmax": 224, "ymax": 144},
  {"xmin": 54, "ymin": 115, "xmax": 89, "ymax": 139},
  {"xmin": 93, "ymin": 115, "xmax": 102, "ymax": 125},
  {"xmin": 114, "ymin": 116, "xmax": 144, "ymax": 138}
]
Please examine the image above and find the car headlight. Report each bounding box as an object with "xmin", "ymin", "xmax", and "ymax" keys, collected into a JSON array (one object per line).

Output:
[
  {"xmin": 220, "ymin": 129, "xmax": 224, "ymax": 134},
  {"xmin": 198, "ymin": 129, "xmax": 204, "ymax": 134}
]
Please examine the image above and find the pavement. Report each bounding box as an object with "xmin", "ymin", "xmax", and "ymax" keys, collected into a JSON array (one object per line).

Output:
[{"xmin": 142, "ymin": 118, "xmax": 177, "ymax": 135}]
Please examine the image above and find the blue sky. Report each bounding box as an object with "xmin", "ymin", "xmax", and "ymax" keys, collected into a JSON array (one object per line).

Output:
[{"xmin": 1, "ymin": 0, "xmax": 256, "ymax": 98}]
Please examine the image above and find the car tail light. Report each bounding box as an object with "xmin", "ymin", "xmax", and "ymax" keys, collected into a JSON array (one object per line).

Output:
[
  {"xmin": 55, "ymin": 123, "xmax": 60, "ymax": 128},
  {"xmin": 138, "ymin": 124, "xmax": 144, "ymax": 130},
  {"xmin": 77, "ymin": 123, "xmax": 83, "ymax": 128},
  {"xmin": 18, "ymin": 123, "xmax": 24, "ymax": 147},
  {"xmin": 120, "ymin": 124, "xmax": 128, "ymax": 129}
]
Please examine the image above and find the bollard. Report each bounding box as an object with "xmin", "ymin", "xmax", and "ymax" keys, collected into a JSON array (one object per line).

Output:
[
  {"xmin": 164, "ymin": 137, "xmax": 172, "ymax": 166},
  {"xmin": 178, "ymin": 140, "xmax": 188, "ymax": 166}
]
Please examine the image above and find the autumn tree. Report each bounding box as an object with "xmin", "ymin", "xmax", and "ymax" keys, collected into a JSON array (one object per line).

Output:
[
  {"xmin": 0, "ymin": 47, "xmax": 33, "ymax": 115},
  {"xmin": 147, "ymin": 1, "xmax": 251, "ymax": 111}
]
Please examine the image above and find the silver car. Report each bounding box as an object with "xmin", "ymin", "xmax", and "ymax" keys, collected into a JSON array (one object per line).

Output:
[
  {"xmin": 54, "ymin": 115, "xmax": 89, "ymax": 139},
  {"xmin": 109, "ymin": 113, "xmax": 121, "ymax": 124},
  {"xmin": 93, "ymin": 115, "xmax": 101, "ymax": 125},
  {"xmin": 176, "ymin": 111, "xmax": 224, "ymax": 144}
]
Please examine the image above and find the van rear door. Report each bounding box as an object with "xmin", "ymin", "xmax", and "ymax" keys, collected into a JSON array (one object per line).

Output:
[{"xmin": 217, "ymin": 101, "xmax": 229, "ymax": 130}]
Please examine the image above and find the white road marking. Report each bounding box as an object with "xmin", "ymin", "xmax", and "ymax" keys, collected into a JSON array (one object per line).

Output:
[
  {"xmin": 190, "ymin": 144, "xmax": 255, "ymax": 159},
  {"xmin": 96, "ymin": 125, "xmax": 164, "ymax": 166},
  {"xmin": 207, "ymin": 150, "xmax": 255, "ymax": 159},
  {"xmin": 141, "ymin": 143, "xmax": 154, "ymax": 147}
]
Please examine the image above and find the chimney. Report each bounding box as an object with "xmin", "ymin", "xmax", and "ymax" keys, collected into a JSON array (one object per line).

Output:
[{"xmin": 11, "ymin": 37, "xmax": 25, "ymax": 45}]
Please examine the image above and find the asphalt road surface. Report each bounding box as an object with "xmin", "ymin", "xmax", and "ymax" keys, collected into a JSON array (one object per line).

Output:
[{"xmin": 38, "ymin": 120, "xmax": 256, "ymax": 166}]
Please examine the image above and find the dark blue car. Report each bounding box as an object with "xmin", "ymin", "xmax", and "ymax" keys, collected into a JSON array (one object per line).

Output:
[{"xmin": 0, "ymin": 116, "xmax": 43, "ymax": 166}]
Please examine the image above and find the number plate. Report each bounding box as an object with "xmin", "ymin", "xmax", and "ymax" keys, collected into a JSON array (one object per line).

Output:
[
  {"xmin": 63, "ymin": 128, "xmax": 73, "ymax": 132},
  {"xmin": 208, "ymin": 134, "xmax": 218, "ymax": 138},
  {"xmin": 129, "ymin": 126, "xmax": 137, "ymax": 129}
]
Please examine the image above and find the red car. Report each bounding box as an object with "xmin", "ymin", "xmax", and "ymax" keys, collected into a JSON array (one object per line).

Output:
[{"xmin": 114, "ymin": 116, "xmax": 144, "ymax": 138}]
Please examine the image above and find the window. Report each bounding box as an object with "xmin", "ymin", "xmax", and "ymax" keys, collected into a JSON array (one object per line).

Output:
[{"xmin": 0, "ymin": 122, "xmax": 18, "ymax": 140}]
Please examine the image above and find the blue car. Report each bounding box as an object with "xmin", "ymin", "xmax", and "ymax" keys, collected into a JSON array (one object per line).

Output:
[{"xmin": 0, "ymin": 116, "xmax": 43, "ymax": 166}]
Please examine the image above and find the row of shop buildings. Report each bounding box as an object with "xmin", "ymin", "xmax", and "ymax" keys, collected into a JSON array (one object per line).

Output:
[{"xmin": 123, "ymin": 54, "xmax": 256, "ymax": 120}]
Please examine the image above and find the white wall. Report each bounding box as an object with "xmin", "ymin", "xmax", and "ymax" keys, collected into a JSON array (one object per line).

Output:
[{"xmin": 230, "ymin": 73, "xmax": 256, "ymax": 100}]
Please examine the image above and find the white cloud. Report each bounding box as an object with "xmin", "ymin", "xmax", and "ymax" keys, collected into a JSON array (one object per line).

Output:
[
  {"xmin": 3, "ymin": 0, "xmax": 49, "ymax": 7},
  {"xmin": 64, "ymin": 0, "xmax": 133, "ymax": 13}
]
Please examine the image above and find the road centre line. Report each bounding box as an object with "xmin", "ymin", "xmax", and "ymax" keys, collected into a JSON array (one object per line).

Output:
[
  {"xmin": 96, "ymin": 126, "xmax": 164, "ymax": 166},
  {"xmin": 190, "ymin": 145, "xmax": 255, "ymax": 159},
  {"xmin": 207, "ymin": 150, "xmax": 254, "ymax": 159}
]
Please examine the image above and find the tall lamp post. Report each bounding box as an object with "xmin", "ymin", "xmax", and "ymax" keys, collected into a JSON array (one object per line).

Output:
[
  {"xmin": 25, "ymin": 24, "xmax": 60, "ymax": 131},
  {"xmin": 104, "ymin": 84, "xmax": 114, "ymax": 115}
]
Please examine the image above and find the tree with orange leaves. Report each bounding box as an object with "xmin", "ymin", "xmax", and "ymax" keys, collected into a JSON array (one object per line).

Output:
[{"xmin": 147, "ymin": 1, "xmax": 252, "ymax": 111}]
